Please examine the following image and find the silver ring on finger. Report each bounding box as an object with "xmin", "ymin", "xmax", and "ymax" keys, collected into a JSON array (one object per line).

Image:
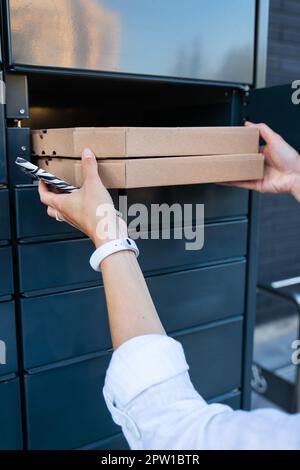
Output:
[{"xmin": 55, "ymin": 210, "xmax": 64, "ymax": 222}]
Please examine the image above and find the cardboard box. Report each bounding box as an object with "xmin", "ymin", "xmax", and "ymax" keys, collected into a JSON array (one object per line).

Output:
[
  {"xmin": 32, "ymin": 127, "xmax": 259, "ymax": 158},
  {"xmin": 37, "ymin": 153, "xmax": 264, "ymax": 189}
]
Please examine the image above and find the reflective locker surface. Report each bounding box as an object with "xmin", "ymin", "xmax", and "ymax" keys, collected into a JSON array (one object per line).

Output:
[{"xmin": 9, "ymin": 0, "xmax": 255, "ymax": 83}]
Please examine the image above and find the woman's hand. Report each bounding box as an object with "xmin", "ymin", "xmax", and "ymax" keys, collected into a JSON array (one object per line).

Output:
[
  {"xmin": 227, "ymin": 122, "xmax": 300, "ymax": 202},
  {"xmin": 38, "ymin": 148, "xmax": 128, "ymax": 247}
]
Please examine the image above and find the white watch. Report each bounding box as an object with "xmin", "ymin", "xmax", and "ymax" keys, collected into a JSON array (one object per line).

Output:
[{"xmin": 89, "ymin": 238, "xmax": 139, "ymax": 272}]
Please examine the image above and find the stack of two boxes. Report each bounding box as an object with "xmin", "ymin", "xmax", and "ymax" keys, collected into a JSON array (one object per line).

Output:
[{"xmin": 32, "ymin": 127, "xmax": 263, "ymax": 189}]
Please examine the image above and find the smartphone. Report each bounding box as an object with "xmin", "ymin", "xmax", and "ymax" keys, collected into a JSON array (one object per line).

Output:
[{"xmin": 15, "ymin": 157, "xmax": 78, "ymax": 193}]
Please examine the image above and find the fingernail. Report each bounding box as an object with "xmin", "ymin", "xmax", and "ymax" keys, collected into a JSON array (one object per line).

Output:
[{"xmin": 82, "ymin": 148, "xmax": 94, "ymax": 159}]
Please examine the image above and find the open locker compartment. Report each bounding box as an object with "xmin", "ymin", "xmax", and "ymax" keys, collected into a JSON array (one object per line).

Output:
[
  {"xmin": 7, "ymin": 71, "xmax": 263, "ymax": 189},
  {"xmin": 6, "ymin": 72, "xmax": 255, "ymax": 239},
  {"xmin": 24, "ymin": 71, "xmax": 243, "ymax": 129},
  {"xmin": 5, "ymin": 71, "xmax": 248, "ymax": 184}
]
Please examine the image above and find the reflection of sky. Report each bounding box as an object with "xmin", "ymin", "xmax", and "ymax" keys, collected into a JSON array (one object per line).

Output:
[
  {"xmin": 10, "ymin": 0, "xmax": 256, "ymax": 83},
  {"xmin": 97, "ymin": 0, "xmax": 255, "ymax": 82}
]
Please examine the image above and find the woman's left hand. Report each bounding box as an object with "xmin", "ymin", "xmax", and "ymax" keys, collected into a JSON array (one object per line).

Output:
[{"xmin": 38, "ymin": 148, "xmax": 128, "ymax": 248}]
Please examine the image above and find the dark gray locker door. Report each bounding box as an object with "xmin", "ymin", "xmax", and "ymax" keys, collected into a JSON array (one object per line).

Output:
[
  {"xmin": 124, "ymin": 185, "xmax": 249, "ymax": 230},
  {"xmin": 0, "ymin": 247, "xmax": 14, "ymax": 297},
  {"xmin": 247, "ymin": 84, "xmax": 300, "ymax": 152},
  {"xmin": 15, "ymin": 187, "xmax": 79, "ymax": 240},
  {"xmin": 6, "ymin": 127, "xmax": 31, "ymax": 185},
  {"xmin": 138, "ymin": 220, "xmax": 248, "ymax": 273},
  {"xmin": 0, "ymin": 302, "xmax": 18, "ymax": 376},
  {"xmin": 25, "ymin": 353, "xmax": 118, "ymax": 450},
  {"xmin": 148, "ymin": 261, "xmax": 246, "ymax": 332},
  {"xmin": 15, "ymin": 187, "xmax": 118, "ymax": 241},
  {"xmin": 0, "ymin": 377, "xmax": 23, "ymax": 450},
  {"xmin": 18, "ymin": 239, "xmax": 101, "ymax": 295},
  {"xmin": 0, "ymin": 189, "xmax": 10, "ymax": 241},
  {"xmin": 21, "ymin": 287, "xmax": 111, "ymax": 369},
  {"xmin": 174, "ymin": 317, "xmax": 243, "ymax": 399}
]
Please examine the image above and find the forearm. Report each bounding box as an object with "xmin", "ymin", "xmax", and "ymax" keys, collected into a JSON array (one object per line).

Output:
[{"xmin": 101, "ymin": 250, "xmax": 165, "ymax": 349}]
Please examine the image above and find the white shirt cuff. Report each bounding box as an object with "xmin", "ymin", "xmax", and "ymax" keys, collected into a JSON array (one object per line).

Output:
[{"xmin": 104, "ymin": 334, "xmax": 189, "ymax": 409}]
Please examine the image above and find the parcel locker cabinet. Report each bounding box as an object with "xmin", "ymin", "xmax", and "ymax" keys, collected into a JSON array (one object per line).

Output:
[
  {"xmin": 0, "ymin": 377, "xmax": 23, "ymax": 450},
  {"xmin": 21, "ymin": 260, "xmax": 246, "ymax": 369},
  {"xmin": 1, "ymin": 1, "xmax": 270, "ymax": 450},
  {"xmin": 24, "ymin": 318, "xmax": 243, "ymax": 450}
]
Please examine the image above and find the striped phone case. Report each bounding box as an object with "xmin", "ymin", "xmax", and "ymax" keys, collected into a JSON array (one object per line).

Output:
[{"xmin": 15, "ymin": 157, "xmax": 78, "ymax": 193}]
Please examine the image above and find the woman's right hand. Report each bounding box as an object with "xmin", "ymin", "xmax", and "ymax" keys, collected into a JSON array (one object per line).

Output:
[{"xmin": 228, "ymin": 122, "xmax": 300, "ymax": 202}]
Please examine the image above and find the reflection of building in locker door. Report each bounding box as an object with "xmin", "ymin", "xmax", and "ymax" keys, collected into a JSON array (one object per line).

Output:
[
  {"xmin": 0, "ymin": 340, "xmax": 6, "ymax": 365},
  {"xmin": 10, "ymin": 0, "xmax": 121, "ymax": 70}
]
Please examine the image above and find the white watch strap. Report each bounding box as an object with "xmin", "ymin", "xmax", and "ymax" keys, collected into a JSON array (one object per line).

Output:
[{"xmin": 89, "ymin": 238, "xmax": 139, "ymax": 272}]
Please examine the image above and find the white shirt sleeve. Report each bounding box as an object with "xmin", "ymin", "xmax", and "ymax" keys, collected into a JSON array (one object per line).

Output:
[{"xmin": 103, "ymin": 334, "xmax": 300, "ymax": 450}]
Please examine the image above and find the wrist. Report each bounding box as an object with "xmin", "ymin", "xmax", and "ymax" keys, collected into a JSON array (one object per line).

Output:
[
  {"xmin": 90, "ymin": 237, "xmax": 139, "ymax": 272},
  {"xmin": 92, "ymin": 216, "xmax": 128, "ymax": 248}
]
